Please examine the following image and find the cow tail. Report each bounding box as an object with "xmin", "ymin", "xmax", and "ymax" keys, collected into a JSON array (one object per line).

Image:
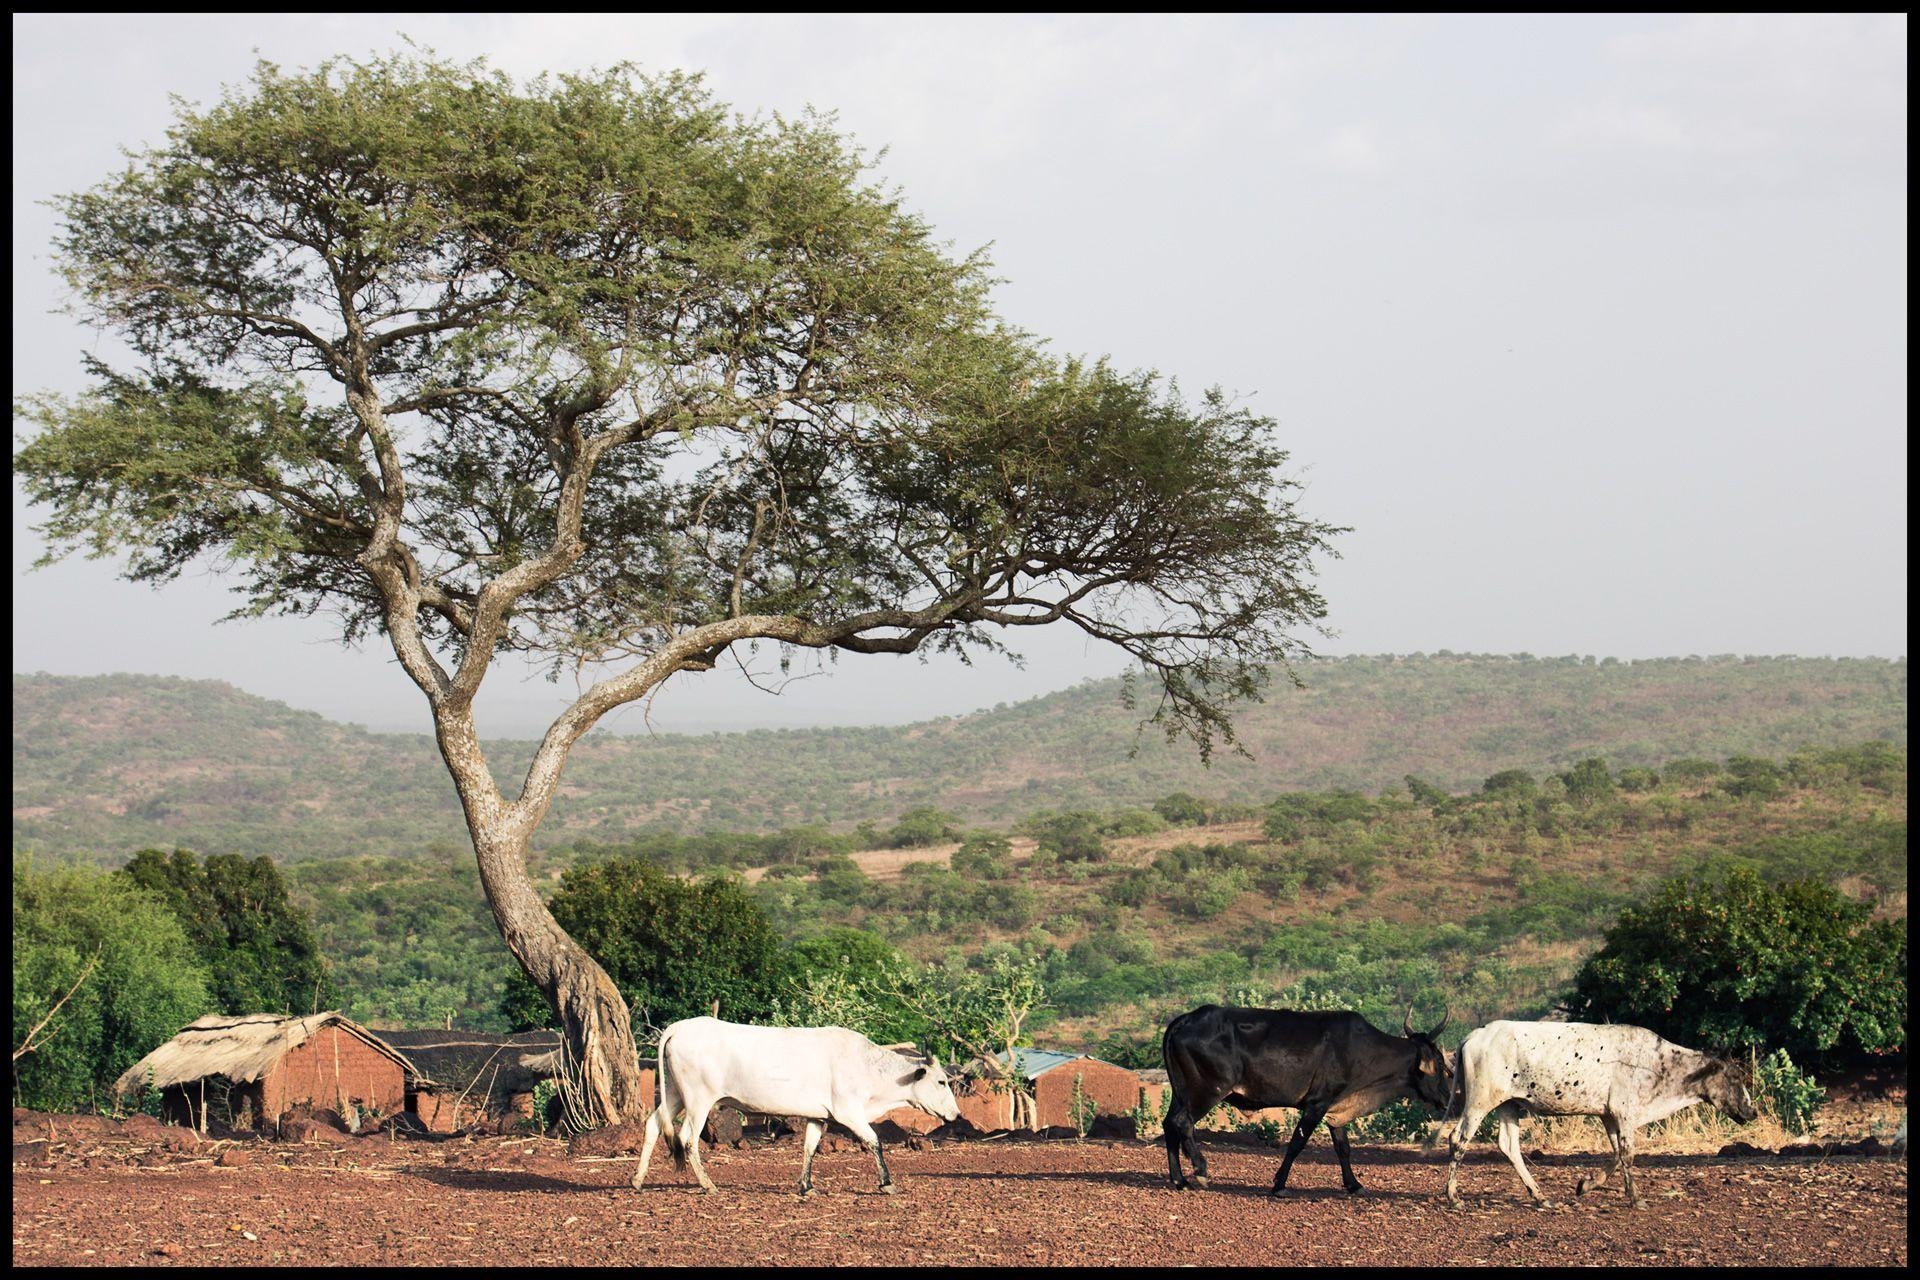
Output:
[
  {"xmin": 1160, "ymin": 1014, "xmax": 1188, "ymax": 1128},
  {"xmin": 656, "ymin": 1027, "xmax": 687, "ymax": 1170}
]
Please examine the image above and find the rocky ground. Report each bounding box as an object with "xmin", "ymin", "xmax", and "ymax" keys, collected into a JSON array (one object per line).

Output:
[{"xmin": 10, "ymin": 1111, "xmax": 1907, "ymax": 1267}]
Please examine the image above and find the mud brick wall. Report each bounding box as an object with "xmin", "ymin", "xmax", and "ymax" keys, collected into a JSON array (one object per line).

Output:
[
  {"xmin": 262, "ymin": 1026, "xmax": 406, "ymax": 1125},
  {"xmin": 1033, "ymin": 1059, "xmax": 1144, "ymax": 1130}
]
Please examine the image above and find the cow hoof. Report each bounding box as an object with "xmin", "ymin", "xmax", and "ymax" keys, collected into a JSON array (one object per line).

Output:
[
  {"xmin": 879, "ymin": 1183, "xmax": 900, "ymax": 1196},
  {"xmin": 1188, "ymin": 1175, "xmax": 1210, "ymax": 1190},
  {"xmin": 798, "ymin": 1188, "xmax": 814, "ymax": 1200},
  {"xmin": 1344, "ymin": 1185, "xmax": 1363, "ymax": 1196},
  {"xmin": 1629, "ymin": 1197, "xmax": 1646, "ymax": 1211}
]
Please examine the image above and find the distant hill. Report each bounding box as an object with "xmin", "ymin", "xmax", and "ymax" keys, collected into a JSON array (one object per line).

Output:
[{"xmin": 12, "ymin": 655, "xmax": 1906, "ymax": 863}]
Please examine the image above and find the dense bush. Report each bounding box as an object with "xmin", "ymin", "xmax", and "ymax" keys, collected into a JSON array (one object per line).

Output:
[
  {"xmin": 501, "ymin": 858, "xmax": 785, "ymax": 1034},
  {"xmin": 13, "ymin": 859, "xmax": 213, "ymax": 1112},
  {"xmin": 121, "ymin": 848, "xmax": 337, "ymax": 1016},
  {"xmin": 1569, "ymin": 869, "xmax": 1906, "ymax": 1068},
  {"xmin": 885, "ymin": 807, "xmax": 963, "ymax": 848}
]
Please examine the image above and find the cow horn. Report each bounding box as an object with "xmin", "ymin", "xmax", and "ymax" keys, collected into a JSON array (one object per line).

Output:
[
  {"xmin": 1403, "ymin": 1004, "xmax": 1415, "ymax": 1037},
  {"xmin": 1427, "ymin": 1007, "xmax": 1450, "ymax": 1039}
]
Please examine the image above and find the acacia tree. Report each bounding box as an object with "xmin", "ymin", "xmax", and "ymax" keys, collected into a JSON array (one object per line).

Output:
[{"xmin": 16, "ymin": 53, "xmax": 1341, "ymax": 1124}]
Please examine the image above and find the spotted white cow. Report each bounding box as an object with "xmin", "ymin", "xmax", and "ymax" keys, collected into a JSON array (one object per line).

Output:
[
  {"xmin": 1445, "ymin": 1020, "xmax": 1757, "ymax": 1207},
  {"xmin": 633, "ymin": 1016, "xmax": 960, "ymax": 1196}
]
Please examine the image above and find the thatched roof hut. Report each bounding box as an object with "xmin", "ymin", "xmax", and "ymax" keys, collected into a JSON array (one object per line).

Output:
[{"xmin": 112, "ymin": 1012, "xmax": 418, "ymax": 1133}]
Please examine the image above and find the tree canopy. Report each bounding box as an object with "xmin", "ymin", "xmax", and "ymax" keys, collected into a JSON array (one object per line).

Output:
[
  {"xmin": 1569, "ymin": 869, "xmax": 1906, "ymax": 1068},
  {"xmin": 16, "ymin": 51, "xmax": 1340, "ymax": 759},
  {"xmin": 120, "ymin": 848, "xmax": 338, "ymax": 1017},
  {"xmin": 501, "ymin": 858, "xmax": 786, "ymax": 1036},
  {"xmin": 13, "ymin": 860, "xmax": 213, "ymax": 1112},
  {"xmin": 14, "ymin": 50, "xmax": 1341, "ymax": 1123}
]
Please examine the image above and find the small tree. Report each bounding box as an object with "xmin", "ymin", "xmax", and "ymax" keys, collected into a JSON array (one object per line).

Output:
[
  {"xmin": 1559, "ymin": 758, "xmax": 1615, "ymax": 806},
  {"xmin": 1569, "ymin": 869, "xmax": 1906, "ymax": 1069},
  {"xmin": 13, "ymin": 860, "xmax": 213, "ymax": 1112},
  {"xmin": 120, "ymin": 848, "xmax": 337, "ymax": 1015},
  {"xmin": 501, "ymin": 858, "xmax": 785, "ymax": 1036},
  {"xmin": 17, "ymin": 53, "xmax": 1339, "ymax": 1122},
  {"xmin": 877, "ymin": 950, "xmax": 1049, "ymax": 1128}
]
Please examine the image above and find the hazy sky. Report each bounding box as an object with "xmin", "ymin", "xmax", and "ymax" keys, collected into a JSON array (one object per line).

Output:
[{"xmin": 11, "ymin": 14, "xmax": 1908, "ymax": 735}]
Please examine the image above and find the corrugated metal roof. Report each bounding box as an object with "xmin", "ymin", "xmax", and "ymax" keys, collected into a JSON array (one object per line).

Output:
[{"xmin": 994, "ymin": 1047, "xmax": 1085, "ymax": 1079}]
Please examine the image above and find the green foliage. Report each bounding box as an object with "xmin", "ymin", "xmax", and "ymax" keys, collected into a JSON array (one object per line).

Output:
[
  {"xmin": 1154, "ymin": 792, "xmax": 1211, "ymax": 826},
  {"xmin": 1482, "ymin": 769, "xmax": 1538, "ymax": 797},
  {"xmin": 1754, "ymin": 1049, "xmax": 1825, "ymax": 1135},
  {"xmin": 120, "ymin": 847, "xmax": 336, "ymax": 1015},
  {"xmin": 951, "ymin": 834, "xmax": 1014, "ymax": 879},
  {"xmin": 1237, "ymin": 1115, "xmax": 1284, "ymax": 1144},
  {"xmin": 1126, "ymin": 1087, "xmax": 1168, "ymax": 1141},
  {"xmin": 1616, "ymin": 767, "xmax": 1660, "ymax": 793},
  {"xmin": 883, "ymin": 950, "xmax": 1049, "ymax": 1067},
  {"xmin": 774, "ymin": 928, "xmax": 927, "ymax": 1045},
  {"xmin": 13, "ymin": 859, "xmax": 213, "ymax": 1112},
  {"xmin": 503, "ymin": 858, "xmax": 785, "ymax": 1032},
  {"xmin": 1024, "ymin": 810, "xmax": 1111, "ymax": 863},
  {"xmin": 885, "ymin": 808, "xmax": 962, "ymax": 849},
  {"xmin": 1351, "ymin": 1096, "xmax": 1433, "ymax": 1143},
  {"xmin": 1570, "ymin": 869, "xmax": 1907, "ymax": 1068},
  {"xmin": 1559, "ymin": 758, "xmax": 1615, "ymax": 806},
  {"xmin": 285, "ymin": 852, "xmax": 519, "ymax": 1032},
  {"xmin": 1722, "ymin": 755, "xmax": 1787, "ymax": 799},
  {"xmin": 1067, "ymin": 1072, "xmax": 1098, "ymax": 1138},
  {"xmin": 1663, "ymin": 757, "xmax": 1722, "ymax": 783}
]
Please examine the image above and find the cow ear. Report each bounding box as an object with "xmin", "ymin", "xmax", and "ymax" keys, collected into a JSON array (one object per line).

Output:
[
  {"xmin": 1684, "ymin": 1062, "xmax": 1718, "ymax": 1086},
  {"xmin": 900, "ymin": 1066, "xmax": 928, "ymax": 1085}
]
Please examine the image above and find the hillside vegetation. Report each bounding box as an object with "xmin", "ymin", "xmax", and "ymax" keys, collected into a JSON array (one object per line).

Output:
[
  {"xmin": 13, "ymin": 654, "xmax": 1907, "ymax": 862},
  {"xmin": 265, "ymin": 741, "xmax": 1905, "ymax": 1053}
]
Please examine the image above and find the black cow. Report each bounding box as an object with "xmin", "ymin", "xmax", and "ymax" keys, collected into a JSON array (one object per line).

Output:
[{"xmin": 1161, "ymin": 1004, "xmax": 1452, "ymax": 1194}]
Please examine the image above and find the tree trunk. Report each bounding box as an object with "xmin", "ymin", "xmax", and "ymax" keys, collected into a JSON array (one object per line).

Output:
[
  {"xmin": 469, "ymin": 823, "xmax": 648, "ymax": 1125},
  {"xmin": 435, "ymin": 713, "xmax": 647, "ymax": 1127}
]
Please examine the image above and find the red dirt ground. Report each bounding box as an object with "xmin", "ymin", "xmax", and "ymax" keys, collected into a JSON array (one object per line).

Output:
[{"xmin": 10, "ymin": 1124, "xmax": 1907, "ymax": 1267}]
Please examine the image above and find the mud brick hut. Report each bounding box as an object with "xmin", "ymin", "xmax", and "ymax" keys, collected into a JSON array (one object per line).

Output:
[
  {"xmin": 942, "ymin": 1049, "xmax": 1147, "ymax": 1133},
  {"xmin": 111, "ymin": 1012, "xmax": 418, "ymax": 1134},
  {"xmin": 376, "ymin": 1029, "xmax": 579, "ymax": 1132}
]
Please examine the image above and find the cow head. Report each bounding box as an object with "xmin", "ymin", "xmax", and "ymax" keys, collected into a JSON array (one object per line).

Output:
[
  {"xmin": 1690, "ymin": 1055, "xmax": 1759, "ymax": 1124},
  {"xmin": 897, "ymin": 1053, "xmax": 961, "ymax": 1122},
  {"xmin": 1403, "ymin": 1006, "xmax": 1454, "ymax": 1110}
]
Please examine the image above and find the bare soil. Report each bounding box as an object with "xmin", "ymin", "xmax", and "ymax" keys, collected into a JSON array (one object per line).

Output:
[{"xmin": 12, "ymin": 1123, "xmax": 1906, "ymax": 1267}]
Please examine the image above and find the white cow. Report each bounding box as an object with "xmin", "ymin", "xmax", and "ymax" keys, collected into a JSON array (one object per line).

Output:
[
  {"xmin": 633, "ymin": 1016, "xmax": 961, "ymax": 1196},
  {"xmin": 1445, "ymin": 1020, "xmax": 1757, "ymax": 1208}
]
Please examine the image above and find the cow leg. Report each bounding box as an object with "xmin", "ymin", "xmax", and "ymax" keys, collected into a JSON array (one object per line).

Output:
[
  {"xmin": 1578, "ymin": 1114, "xmax": 1623, "ymax": 1196},
  {"xmin": 1270, "ymin": 1105, "xmax": 1327, "ymax": 1196},
  {"xmin": 633, "ymin": 1107, "xmax": 664, "ymax": 1190},
  {"xmin": 1164, "ymin": 1086, "xmax": 1226, "ymax": 1190},
  {"xmin": 1494, "ymin": 1103, "xmax": 1549, "ymax": 1205},
  {"xmin": 681, "ymin": 1100, "xmax": 721, "ymax": 1193},
  {"xmin": 1328, "ymin": 1122, "xmax": 1363, "ymax": 1194},
  {"xmin": 1618, "ymin": 1124, "xmax": 1644, "ymax": 1208},
  {"xmin": 797, "ymin": 1120, "xmax": 825, "ymax": 1197},
  {"xmin": 839, "ymin": 1116, "xmax": 896, "ymax": 1193},
  {"xmin": 1445, "ymin": 1101, "xmax": 1494, "ymax": 1208}
]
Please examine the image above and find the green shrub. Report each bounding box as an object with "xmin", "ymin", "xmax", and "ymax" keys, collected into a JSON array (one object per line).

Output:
[
  {"xmin": 1154, "ymin": 792, "xmax": 1211, "ymax": 826},
  {"xmin": 1352, "ymin": 1096, "xmax": 1432, "ymax": 1143},
  {"xmin": 1754, "ymin": 1048, "xmax": 1825, "ymax": 1135},
  {"xmin": 1569, "ymin": 869, "xmax": 1906, "ymax": 1069},
  {"xmin": 13, "ymin": 859, "xmax": 214, "ymax": 1113}
]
